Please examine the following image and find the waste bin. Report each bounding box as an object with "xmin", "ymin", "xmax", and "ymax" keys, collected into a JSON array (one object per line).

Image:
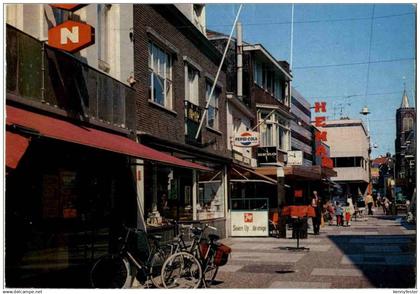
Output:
[{"xmin": 291, "ymin": 217, "xmax": 308, "ymax": 239}]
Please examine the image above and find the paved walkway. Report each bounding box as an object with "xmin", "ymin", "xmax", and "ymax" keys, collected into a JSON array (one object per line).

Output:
[{"xmin": 213, "ymin": 211, "xmax": 416, "ymax": 289}]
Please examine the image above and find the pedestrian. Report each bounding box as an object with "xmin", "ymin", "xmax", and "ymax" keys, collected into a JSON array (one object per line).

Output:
[
  {"xmin": 311, "ymin": 190, "xmax": 322, "ymax": 235},
  {"xmin": 346, "ymin": 196, "xmax": 355, "ymax": 225},
  {"xmin": 344, "ymin": 205, "xmax": 352, "ymax": 226},
  {"xmin": 334, "ymin": 201, "xmax": 343, "ymax": 226},
  {"xmin": 326, "ymin": 201, "xmax": 335, "ymax": 225},
  {"xmin": 365, "ymin": 192, "xmax": 374, "ymax": 215},
  {"xmin": 383, "ymin": 196, "xmax": 390, "ymax": 215}
]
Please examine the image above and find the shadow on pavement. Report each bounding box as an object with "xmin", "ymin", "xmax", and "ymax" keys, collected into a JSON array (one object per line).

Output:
[{"xmin": 327, "ymin": 234, "xmax": 416, "ymax": 288}]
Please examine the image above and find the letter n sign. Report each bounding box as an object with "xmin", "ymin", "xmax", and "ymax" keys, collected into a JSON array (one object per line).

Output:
[{"xmin": 48, "ymin": 21, "xmax": 95, "ymax": 53}]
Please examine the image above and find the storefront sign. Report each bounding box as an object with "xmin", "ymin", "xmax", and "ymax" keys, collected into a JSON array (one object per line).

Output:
[
  {"xmin": 294, "ymin": 190, "xmax": 303, "ymax": 198},
  {"xmin": 313, "ymin": 102, "xmax": 333, "ymax": 169},
  {"xmin": 233, "ymin": 131, "xmax": 259, "ymax": 147},
  {"xmin": 231, "ymin": 211, "xmax": 269, "ymax": 237},
  {"xmin": 48, "ymin": 20, "xmax": 95, "ymax": 53},
  {"xmin": 185, "ymin": 100, "xmax": 201, "ymax": 123},
  {"xmin": 257, "ymin": 146, "xmax": 277, "ymax": 165},
  {"xmin": 287, "ymin": 150, "xmax": 303, "ymax": 165}
]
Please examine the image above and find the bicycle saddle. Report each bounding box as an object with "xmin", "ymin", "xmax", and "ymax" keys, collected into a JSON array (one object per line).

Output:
[{"xmin": 208, "ymin": 234, "xmax": 219, "ymax": 241}]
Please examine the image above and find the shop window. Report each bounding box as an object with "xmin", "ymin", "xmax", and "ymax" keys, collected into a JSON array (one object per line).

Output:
[
  {"xmin": 145, "ymin": 165, "xmax": 193, "ymax": 226},
  {"xmin": 197, "ymin": 169, "xmax": 225, "ymax": 220}
]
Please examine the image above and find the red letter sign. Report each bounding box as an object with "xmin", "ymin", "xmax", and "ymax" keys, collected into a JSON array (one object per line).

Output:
[
  {"xmin": 48, "ymin": 21, "xmax": 95, "ymax": 53},
  {"xmin": 314, "ymin": 102, "xmax": 327, "ymax": 113},
  {"xmin": 315, "ymin": 131, "xmax": 328, "ymax": 142}
]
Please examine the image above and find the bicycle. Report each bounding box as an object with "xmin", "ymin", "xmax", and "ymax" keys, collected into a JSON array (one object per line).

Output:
[
  {"xmin": 161, "ymin": 224, "xmax": 225, "ymax": 288},
  {"xmin": 90, "ymin": 226, "xmax": 173, "ymax": 288}
]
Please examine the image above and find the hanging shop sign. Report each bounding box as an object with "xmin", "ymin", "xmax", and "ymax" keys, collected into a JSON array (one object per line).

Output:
[
  {"xmin": 231, "ymin": 211, "xmax": 269, "ymax": 237},
  {"xmin": 48, "ymin": 20, "xmax": 95, "ymax": 53},
  {"xmin": 50, "ymin": 4, "xmax": 86, "ymax": 11},
  {"xmin": 313, "ymin": 102, "xmax": 334, "ymax": 169},
  {"xmin": 287, "ymin": 150, "xmax": 303, "ymax": 165},
  {"xmin": 185, "ymin": 101, "xmax": 201, "ymax": 123},
  {"xmin": 257, "ymin": 146, "xmax": 277, "ymax": 165},
  {"xmin": 233, "ymin": 131, "xmax": 260, "ymax": 147}
]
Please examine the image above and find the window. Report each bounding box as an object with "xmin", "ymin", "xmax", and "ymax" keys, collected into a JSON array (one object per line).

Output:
[
  {"xmin": 261, "ymin": 123, "xmax": 273, "ymax": 146},
  {"xmin": 206, "ymin": 81, "xmax": 220, "ymax": 129},
  {"xmin": 52, "ymin": 7, "xmax": 68, "ymax": 25},
  {"xmin": 274, "ymin": 77, "xmax": 283, "ymax": 101},
  {"xmin": 403, "ymin": 117, "xmax": 414, "ymax": 132},
  {"xmin": 185, "ymin": 65, "xmax": 199, "ymax": 105},
  {"xmin": 197, "ymin": 168, "xmax": 225, "ymax": 220},
  {"xmin": 148, "ymin": 42, "xmax": 172, "ymax": 109},
  {"xmin": 254, "ymin": 60, "xmax": 263, "ymax": 86},
  {"xmin": 98, "ymin": 4, "xmax": 111, "ymax": 71}
]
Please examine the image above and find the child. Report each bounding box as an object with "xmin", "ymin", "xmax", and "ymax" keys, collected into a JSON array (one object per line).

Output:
[
  {"xmin": 344, "ymin": 205, "xmax": 352, "ymax": 226},
  {"xmin": 335, "ymin": 202, "xmax": 343, "ymax": 226}
]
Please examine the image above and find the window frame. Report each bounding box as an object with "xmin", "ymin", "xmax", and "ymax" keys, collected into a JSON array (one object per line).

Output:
[
  {"xmin": 148, "ymin": 41, "xmax": 173, "ymax": 109},
  {"xmin": 205, "ymin": 80, "xmax": 220, "ymax": 130}
]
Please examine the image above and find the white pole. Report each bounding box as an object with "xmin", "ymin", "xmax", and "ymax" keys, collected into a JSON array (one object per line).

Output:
[
  {"xmin": 290, "ymin": 4, "xmax": 294, "ymax": 71},
  {"xmin": 195, "ymin": 4, "xmax": 243, "ymax": 139}
]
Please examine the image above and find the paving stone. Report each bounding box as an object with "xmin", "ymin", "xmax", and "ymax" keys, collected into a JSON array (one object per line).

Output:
[
  {"xmin": 311, "ymin": 268, "xmax": 363, "ymax": 277},
  {"xmin": 232, "ymin": 252, "xmax": 305, "ymax": 263},
  {"xmin": 218, "ymin": 265, "xmax": 244, "ymax": 272},
  {"xmin": 269, "ymin": 281, "xmax": 332, "ymax": 288}
]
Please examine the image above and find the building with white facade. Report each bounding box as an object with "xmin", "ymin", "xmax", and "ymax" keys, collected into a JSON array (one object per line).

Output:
[{"xmin": 319, "ymin": 119, "xmax": 370, "ymax": 196}]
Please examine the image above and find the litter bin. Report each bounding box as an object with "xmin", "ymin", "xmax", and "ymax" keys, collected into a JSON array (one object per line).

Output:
[{"xmin": 291, "ymin": 217, "xmax": 308, "ymax": 239}]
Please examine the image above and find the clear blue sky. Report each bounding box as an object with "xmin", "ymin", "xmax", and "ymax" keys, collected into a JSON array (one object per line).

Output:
[{"xmin": 206, "ymin": 4, "xmax": 416, "ymax": 158}]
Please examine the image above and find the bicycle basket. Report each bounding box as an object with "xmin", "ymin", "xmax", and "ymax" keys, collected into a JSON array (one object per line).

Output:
[
  {"xmin": 214, "ymin": 244, "xmax": 231, "ymax": 266},
  {"xmin": 127, "ymin": 229, "xmax": 151, "ymax": 263}
]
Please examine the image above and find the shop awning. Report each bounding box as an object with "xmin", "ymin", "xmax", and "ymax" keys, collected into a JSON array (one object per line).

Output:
[
  {"xmin": 230, "ymin": 164, "xmax": 277, "ymax": 185},
  {"xmin": 6, "ymin": 130, "xmax": 29, "ymax": 169},
  {"xmin": 6, "ymin": 105, "xmax": 211, "ymax": 171}
]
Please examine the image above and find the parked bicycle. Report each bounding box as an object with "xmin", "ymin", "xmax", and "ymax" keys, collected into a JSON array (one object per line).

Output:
[
  {"xmin": 90, "ymin": 226, "xmax": 172, "ymax": 288},
  {"xmin": 161, "ymin": 224, "xmax": 231, "ymax": 288}
]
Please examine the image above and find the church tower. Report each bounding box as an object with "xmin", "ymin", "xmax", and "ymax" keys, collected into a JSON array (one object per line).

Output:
[{"xmin": 394, "ymin": 86, "xmax": 416, "ymax": 193}]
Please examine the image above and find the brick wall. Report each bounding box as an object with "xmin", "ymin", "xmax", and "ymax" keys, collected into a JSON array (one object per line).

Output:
[{"xmin": 133, "ymin": 5, "xmax": 229, "ymax": 158}]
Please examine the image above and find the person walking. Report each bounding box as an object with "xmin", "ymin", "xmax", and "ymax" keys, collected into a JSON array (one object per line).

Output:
[
  {"xmin": 311, "ymin": 191, "xmax": 321, "ymax": 235},
  {"xmin": 334, "ymin": 201, "xmax": 343, "ymax": 226},
  {"xmin": 346, "ymin": 196, "xmax": 355, "ymax": 225},
  {"xmin": 365, "ymin": 192, "xmax": 374, "ymax": 215}
]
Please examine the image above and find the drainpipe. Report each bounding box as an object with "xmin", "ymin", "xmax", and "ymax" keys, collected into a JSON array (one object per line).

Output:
[
  {"xmin": 41, "ymin": 41, "xmax": 46, "ymax": 103},
  {"xmin": 236, "ymin": 21, "xmax": 243, "ymax": 100}
]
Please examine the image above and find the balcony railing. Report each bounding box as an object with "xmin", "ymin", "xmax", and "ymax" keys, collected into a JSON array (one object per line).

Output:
[{"xmin": 6, "ymin": 24, "xmax": 135, "ymax": 130}]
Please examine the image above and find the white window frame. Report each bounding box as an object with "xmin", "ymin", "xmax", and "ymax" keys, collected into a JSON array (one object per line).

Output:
[
  {"xmin": 185, "ymin": 64, "xmax": 199, "ymax": 106},
  {"xmin": 148, "ymin": 41, "xmax": 173, "ymax": 109},
  {"xmin": 97, "ymin": 4, "xmax": 111, "ymax": 70}
]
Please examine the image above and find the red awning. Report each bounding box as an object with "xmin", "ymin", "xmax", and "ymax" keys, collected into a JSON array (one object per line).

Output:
[
  {"xmin": 6, "ymin": 106, "xmax": 210, "ymax": 171},
  {"xmin": 6, "ymin": 131, "xmax": 30, "ymax": 169}
]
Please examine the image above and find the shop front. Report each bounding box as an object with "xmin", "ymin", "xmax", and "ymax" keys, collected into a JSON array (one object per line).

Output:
[
  {"xmin": 5, "ymin": 105, "xmax": 210, "ymax": 287},
  {"xmin": 138, "ymin": 136, "xmax": 230, "ymax": 239}
]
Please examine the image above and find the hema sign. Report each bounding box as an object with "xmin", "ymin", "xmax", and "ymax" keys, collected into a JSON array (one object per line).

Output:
[
  {"xmin": 233, "ymin": 131, "xmax": 259, "ymax": 147},
  {"xmin": 48, "ymin": 21, "xmax": 95, "ymax": 53}
]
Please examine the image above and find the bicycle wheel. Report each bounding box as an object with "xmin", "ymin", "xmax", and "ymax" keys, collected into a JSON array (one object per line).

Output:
[
  {"xmin": 90, "ymin": 254, "xmax": 132, "ymax": 288},
  {"xmin": 149, "ymin": 245, "xmax": 172, "ymax": 288},
  {"xmin": 161, "ymin": 252, "xmax": 202, "ymax": 289}
]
